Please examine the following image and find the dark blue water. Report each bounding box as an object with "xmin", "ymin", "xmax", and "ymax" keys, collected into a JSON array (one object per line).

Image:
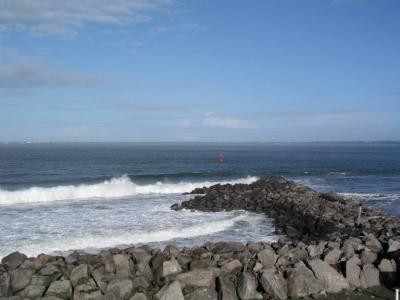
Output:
[{"xmin": 0, "ymin": 142, "xmax": 399, "ymax": 257}]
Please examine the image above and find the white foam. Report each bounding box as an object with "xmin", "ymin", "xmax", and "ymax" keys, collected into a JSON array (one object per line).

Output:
[
  {"xmin": 0, "ymin": 175, "xmax": 258, "ymax": 205},
  {"xmin": 10, "ymin": 214, "xmax": 262, "ymax": 258},
  {"xmin": 341, "ymin": 192, "xmax": 400, "ymax": 201}
]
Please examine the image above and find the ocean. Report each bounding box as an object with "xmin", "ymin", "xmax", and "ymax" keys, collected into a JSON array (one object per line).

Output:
[{"xmin": 0, "ymin": 142, "xmax": 399, "ymax": 258}]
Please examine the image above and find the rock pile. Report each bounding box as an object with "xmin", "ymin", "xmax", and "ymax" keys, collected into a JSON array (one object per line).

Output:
[{"xmin": 0, "ymin": 176, "xmax": 399, "ymax": 299}]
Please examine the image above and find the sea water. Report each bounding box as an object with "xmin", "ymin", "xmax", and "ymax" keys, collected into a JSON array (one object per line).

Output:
[{"xmin": 0, "ymin": 142, "xmax": 399, "ymax": 258}]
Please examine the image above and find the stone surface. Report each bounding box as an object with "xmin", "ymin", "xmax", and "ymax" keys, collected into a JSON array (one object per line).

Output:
[
  {"xmin": 130, "ymin": 292, "xmax": 148, "ymax": 300},
  {"xmin": 45, "ymin": 280, "xmax": 73, "ymax": 299},
  {"xmin": 73, "ymin": 283, "xmax": 104, "ymax": 300},
  {"xmin": 345, "ymin": 256, "xmax": 361, "ymax": 288},
  {"xmin": 1, "ymin": 252, "xmax": 27, "ymax": 270},
  {"xmin": 388, "ymin": 239, "xmax": 400, "ymax": 253},
  {"xmin": 221, "ymin": 259, "xmax": 242, "ymax": 274},
  {"xmin": 176, "ymin": 269, "xmax": 215, "ymax": 288},
  {"xmin": 105, "ymin": 278, "xmax": 134, "ymax": 300},
  {"xmin": 237, "ymin": 272, "xmax": 262, "ymax": 300},
  {"xmin": 360, "ymin": 264, "xmax": 380, "ymax": 288},
  {"xmin": 257, "ymin": 247, "xmax": 278, "ymax": 268},
  {"xmin": 156, "ymin": 281, "xmax": 184, "ymax": 300},
  {"xmin": 287, "ymin": 262, "xmax": 324, "ymax": 298},
  {"xmin": 9, "ymin": 268, "xmax": 34, "ymax": 292},
  {"xmin": 185, "ymin": 287, "xmax": 218, "ymax": 300},
  {"xmin": 259, "ymin": 267, "xmax": 288, "ymax": 300},
  {"xmin": 324, "ymin": 248, "xmax": 342, "ymax": 265},
  {"xmin": 0, "ymin": 269, "xmax": 11, "ymax": 296},
  {"xmin": 70, "ymin": 263, "xmax": 89, "ymax": 287},
  {"xmin": 161, "ymin": 258, "xmax": 182, "ymax": 277},
  {"xmin": 217, "ymin": 276, "xmax": 238, "ymax": 300},
  {"xmin": 308, "ymin": 259, "xmax": 349, "ymax": 293}
]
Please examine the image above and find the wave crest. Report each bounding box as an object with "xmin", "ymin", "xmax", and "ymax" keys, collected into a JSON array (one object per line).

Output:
[{"xmin": 0, "ymin": 175, "xmax": 258, "ymax": 205}]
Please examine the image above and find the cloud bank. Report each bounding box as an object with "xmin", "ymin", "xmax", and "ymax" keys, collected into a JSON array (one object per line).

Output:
[{"xmin": 0, "ymin": 0, "xmax": 172, "ymax": 36}]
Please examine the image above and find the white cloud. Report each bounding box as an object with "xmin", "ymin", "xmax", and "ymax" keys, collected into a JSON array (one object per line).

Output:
[
  {"xmin": 202, "ymin": 115, "xmax": 257, "ymax": 129},
  {"xmin": 0, "ymin": 48, "xmax": 113, "ymax": 89},
  {"xmin": 0, "ymin": 0, "xmax": 172, "ymax": 36}
]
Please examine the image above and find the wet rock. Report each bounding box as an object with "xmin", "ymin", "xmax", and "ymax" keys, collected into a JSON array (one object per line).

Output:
[
  {"xmin": 360, "ymin": 264, "xmax": 380, "ymax": 288},
  {"xmin": 105, "ymin": 278, "xmax": 134, "ymax": 300},
  {"xmin": 217, "ymin": 276, "xmax": 238, "ymax": 300},
  {"xmin": 156, "ymin": 280, "xmax": 184, "ymax": 300},
  {"xmin": 257, "ymin": 247, "xmax": 277, "ymax": 268},
  {"xmin": 259, "ymin": 267, "xmax": 288, "ymax": 300},
  {"xmin": 45, "ymin": 280, "xmax": 72, "ymax": 299},
  {"xmin": 308, "ymin": 258, "xmax": 349, "ymax": 293},
  {"xmin": 1, "ymin": 252, "xmax": 27, "ymax": 270},
  {"xmin": 9, "ymin": 267, "xmax": 34, "ymax": 292},
  {"xmin": 287, "ymin": 262, "xmax": 324, "ymax": 298},
  {"xmin": 221, "ymin": 259, "xmax": 242, "ymax": 274},
  {"xmin": 237, "ymin": 272, "xmax": 262, "ymax": 300},
  {"xmin": 161, "ymin": 258, "xmax": 182, "ymax": 278},
  {"xmin": 176, "ymin": 269, "xmax": 215, "ymax": 288},
  {"xmin": 345, "ymin": 256, "xmax": 361, "ymax": 288},
  {"xmin": 70, "ymin": 264, "xmax": 89, "ymax": 287}
]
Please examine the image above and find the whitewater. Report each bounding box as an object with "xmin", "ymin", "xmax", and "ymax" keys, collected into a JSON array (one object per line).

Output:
[{"xmin": 0, "ymin": 175, "xmax": 258, "ymax": 205}]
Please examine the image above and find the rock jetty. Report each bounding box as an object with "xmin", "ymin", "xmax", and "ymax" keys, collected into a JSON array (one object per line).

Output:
[{"xmin": 0, "ymin": 176, "xmax": 399, "ymax": 299}]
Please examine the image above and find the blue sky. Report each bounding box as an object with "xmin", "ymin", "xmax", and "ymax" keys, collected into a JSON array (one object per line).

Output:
[{"xmin": 0, "ymin": 0, "xmax": 399, "ymax": 142}]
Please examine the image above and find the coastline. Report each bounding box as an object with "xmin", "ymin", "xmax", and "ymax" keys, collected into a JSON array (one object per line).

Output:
[{"xmin": 1, "ymin": 177, "xmax": 399, "ymax": 299}]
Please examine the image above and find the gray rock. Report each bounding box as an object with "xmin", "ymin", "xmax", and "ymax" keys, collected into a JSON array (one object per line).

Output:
[
  {"xmin": 156, "ymin": 281, "xmax": 184, "ymax": 300},
  {"xmin": 257, "ymin": 247, "xmax": 277, "ymax": 268},
  {"xmin": 221, "ymin": 260, "xmax": 242, "ymax": 274},
  {"xmin": 18, "ymin": 284, "xmax": 46, "ymax": 298},
  {"xmin": 259, "ymin": 267, "xmax": 287, "ymax": 300},
  {"xmin": 91, "ymin": 266, "xmax": 112, "ymax": 293},
  {"xmin": 176, "ymin": 269, "xmax": 215, "ymax": 288},
  {"xmin": 70, "ymin": 264, "xmax": 89, "ymax": 287},
  {"xmin": 364, "ymin": 234, "xmax": 383, "ymax": 253},
  {"xmin": 0, "ymin": 269, "xmax": 11, "ymax": 296},
  {"xmin": 378, "ymin": 259, "xmax": 397, "ymax": 284},
  {"xmin": 73, "ymin": 283, "xmax": 104, "ymax": 300},
  {"xmin": 360, "ymin": 264, "xmax": 380, "ymax": 288},
  {"xmin": 345, "ymin": 256, "xmax": 361, "ymax": 288},
  {"xmin": 237, "ymin": 272, "xmax": 262, "ymax": 300},
  {"xmin": 45, "ymin": 280, "xmax": 73, "ymax": 299},
  {"xmin": 113, "ymin": 254, "xmax": 134, "ymax": 277},
  {"xmin": 388, "ymin": 239, "xmax": 400, "ymax": 253},
  {"xmin": 324, "ymin": 249, "xmax": 342, "ymax": 265},
  {"xmin": 132, "ymin": 276, "xmax": 150, "ymax": 289},
  {"xmin": 185, "ymin": 287, "xmax": 218, "ymax": 300},
  {"xmin": 130, "ymin": 292, "xmax": 148, "ymax": 300},
  {"xmin": 308, "ymin": 258, "xmax": 349, "ymax": 293},
  {"xmin": 38, "ymin": 264, "xmax": 62, "ymax": 281},
  {"xmin": 136, "ymin": 261, "xmax": 153, "ymax": 282},
  {"xmin": 105, "ymin": 278, "xmax": 134, "ymax": 300},
  {"xmin": 1, "ymin": 252, "xmax": 27, "ymax": 270},
  {"xmin": 287, "ymin": 262, "xmax": 324, "ymax": 298},
  {"xmin": 128, "ymin": 248, "xmax": 151, "ymax": 264},
  {"xmin": 217, "ymin": 276, "xmax": 238, "ymax": 300},
  {"xmin": 9, "ymin": 267, "xmax": 34, "ymax": 292},
  {"xmin": 360, "ymin": 250, "xmax": 377, "ymax": 265},
  {"xmin": 253, "ymin": 262, "xmax": 263, "ymax": 273},
  {"xmin": 101, "ymin": 251, "xmax": 116, "ymax": 273},
  {"xmin": 161, "ymin": 258, "xmax": 182, "ymax": 277},
  {"xmin": 30, "ymin": 274, "xmax": 51, "ymax": 287}
]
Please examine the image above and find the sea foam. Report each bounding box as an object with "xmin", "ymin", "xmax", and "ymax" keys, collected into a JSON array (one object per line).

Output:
[{"xmin": 0, "ymin": 175, "xmax": 258, "ymax": 205}]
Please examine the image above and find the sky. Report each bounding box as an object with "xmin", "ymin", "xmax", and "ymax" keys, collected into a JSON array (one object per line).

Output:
[{"xmin": 0, "ymin": 0, "xmax": 399, "ymax": 142}]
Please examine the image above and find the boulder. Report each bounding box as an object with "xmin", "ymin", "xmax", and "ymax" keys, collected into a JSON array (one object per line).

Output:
[
  {"xmin": 287, "ymin": 262, "xmax": 324, "ymax": 298},
  {"xmin": 364, "ymin": 234, "xmax": 383, "ymax": 253},
  {"xmin": 221, "ymin": 260, "xmax": 242, "ymax": 274},
  {"xmin": 73, "ymin": 283, "xmax": 104, "ymax": 300},
  {"xmin": 324, "ymin": 249, "xmax": 342, "ymax": 265},
  {"xmin": 176, "ymin": 269, "xmax": 215, "ymax": 288},
  {"xmin": 45, "ymin": 280, "xmax": 72, "ymax": 299},
  {"xmin": 388, "ymin": 239, "xmax": 400, "ymax": 253},
  {"xmin": 38, "ymin": 264, "xmax": 62, "ymax": 281},
  {"xmin": 132, "ymin": 276, "xmax": 150, "ymax": 290},
  {"xmin": 259, "ymin": 268, "xmax": 287, "ymax": 300},
  {"xmin": 130, "ymin": 293, "xmax": 148, "ymax": 300},
  {"xmin": 0, "ymin": 269, "xmax": 11, "ymax": 296},
  {"xmin": 257, "ymin": 247, "xmax": 277, "ymax": 268},
  {"xmin": 18, "ymin": 284, "xmax": 46, "ymax": 298},
  {"xmin": 217, "ymin": 276, "xmax": 238, "ymax": 300},
  {"xmin": 1, "ymin": 252, "xmax": 27, "ymax": 270},
  {"xmin": 308, "ymin": 259, "xmax": 349, "ymax": 293},
  {"xmin": 70, "ymin": 264, "xmax": 89, "ymax": 287},
  {"xmin": 185, "ymin": 287, "xmax": 218, "ymax": 300},
  {"xmin": 345, "ymin": 256, "xmax": 361, "ymax": 288},
  {"xmin": 378, "ymin": 259, "xmax": 397, "ymax": 284},
  {"xmin": 161, "ymin": 258, "xmax": 182, "ymax": 278},
  {"xmin": 9, "ymin": 268, "xmax": 34, "ymax": 292},
  {"xmin": 156, "ymin": 281, "xmax": 184, "ymax": 300},
  {"xmin": 105, "ymin": 278, "xmax": 134, "ymax": 300},
  {"xmin": 360, "ymin": 264, "xmax": 380, "ymax": 288},
  {"xmin": 237, "ymin": 272, "xmax": 262, "ymax": 300},
  {"xmin": 360, "ymin": 250, "xmax": 377, "ymax": 265},
  {"xmin": 113, "ymin": 254, "xmax": 134, "ymax": 277}
]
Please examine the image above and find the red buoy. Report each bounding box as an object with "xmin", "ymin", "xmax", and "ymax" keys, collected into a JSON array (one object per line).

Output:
[{"xmin": 219, "ymin": 153, "xmax": 224, "ymax": 163}]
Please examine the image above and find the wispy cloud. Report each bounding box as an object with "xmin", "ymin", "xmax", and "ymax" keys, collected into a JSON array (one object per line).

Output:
[
  {"xmin": 0, "ymin": 0, "xmax": 173, "ymax": 36},
  {"xmin": 156, "ymin": 23, "xmax": 208, "ymax": 33},
  {"xmin": 202, "ymin": 113, "xmax": 257, "ymax": 129},
  {"xmin": 0, "ymin": 48, "xmax": 114, "ymax": 89}
]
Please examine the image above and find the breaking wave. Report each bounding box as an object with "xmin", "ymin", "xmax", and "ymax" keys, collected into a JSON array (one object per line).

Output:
[{"xmin": 0, "ymin": 175, "xmax": 258, "ymax": 205}]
